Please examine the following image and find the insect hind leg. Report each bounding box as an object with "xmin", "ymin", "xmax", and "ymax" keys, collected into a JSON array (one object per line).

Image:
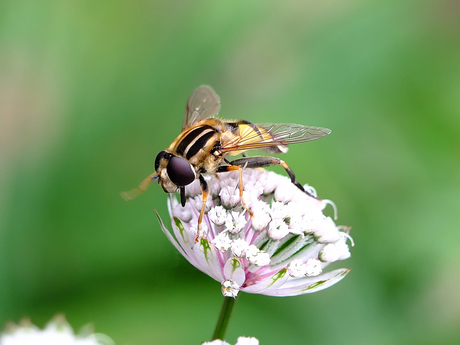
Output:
[{"xmin": 229, "ymin": 156, "xmax": 318, "ymax": 199}]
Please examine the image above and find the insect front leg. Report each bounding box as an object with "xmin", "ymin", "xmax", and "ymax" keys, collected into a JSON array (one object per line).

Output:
[
  {"xmin": 196, "ymin": 174, "xmax": 209, "ymax": 242},
  {"xmin": 229, "ymin": 156, "xmax": 318, "ymax": 199},
  {"xmin": 216, "ymin": 165, "xmax": 254, "ymax": 217}
]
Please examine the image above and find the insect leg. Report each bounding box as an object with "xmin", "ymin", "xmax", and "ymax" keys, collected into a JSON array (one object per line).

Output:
[
  {"xmin": 216, "ymin": 165, "xmax": 253, "ymax": 217},
  {"xmin": 196, "ymin": 174, "xmax": 209, "ymax": 242},
  {"xmin": 229, "ymin": 156, "xmax": 317, "ymax": 199}
]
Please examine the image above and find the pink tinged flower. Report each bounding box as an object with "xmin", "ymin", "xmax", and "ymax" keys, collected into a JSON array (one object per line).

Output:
[{"xmin": 157, "ymin": 169, "xmax": 353, "ymax": 297}]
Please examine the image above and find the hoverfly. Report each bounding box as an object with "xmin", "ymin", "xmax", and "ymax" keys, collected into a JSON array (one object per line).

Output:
[{"xmin": 122, "ymin": 85, "xmax": 331, "ymax": 240}]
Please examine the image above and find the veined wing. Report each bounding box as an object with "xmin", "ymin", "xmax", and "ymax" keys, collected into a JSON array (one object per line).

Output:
[
  {"xmin": 182, "ymin": 85, "xmax": 221, "ymax": 130},
  {"xmin": 220, "ymin": 123, "xmax": 331, "ymax": 153}
]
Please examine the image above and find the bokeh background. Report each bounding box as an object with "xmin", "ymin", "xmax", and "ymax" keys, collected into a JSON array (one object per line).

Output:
[{"xmin": 1, "ymin": 0, "xmax": 459, "ymax": 344}]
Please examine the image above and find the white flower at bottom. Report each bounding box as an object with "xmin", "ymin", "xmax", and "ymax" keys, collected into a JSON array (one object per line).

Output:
[
  {"xmin": 157, "ymin": 169, "xmax": 353, "ymax": 297},
  {"xmin": 202, "ymin": 340, "xmax": 231, "ymax": 345},
  {"xmin": 235, "ymin": 336, "xmax": 259, "ymax": 345},
  {"xmin": 202, "ymin": 336, "xmax": 259, "ymax": 345},
  {"xmin": 0, "ymin": 315, "xmax": 113, "ymax": 345}
]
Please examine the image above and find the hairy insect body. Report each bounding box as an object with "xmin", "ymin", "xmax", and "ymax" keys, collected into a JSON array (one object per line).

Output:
[{"xmin": 165, "ymin": 118, "xmax": 280, "ymax": 177}]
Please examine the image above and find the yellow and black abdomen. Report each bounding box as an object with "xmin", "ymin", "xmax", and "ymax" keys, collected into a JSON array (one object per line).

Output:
[{"xmin": 222, "ymin": 120, "xmax": 287, "ymax": 156}]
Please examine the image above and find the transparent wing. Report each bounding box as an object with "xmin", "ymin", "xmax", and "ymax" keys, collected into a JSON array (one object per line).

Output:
[
  {"xmin": 182, "ymin": 85, "xmax": 221, "ymax": 130},
  {"xmin": 220, "ymin": 123, "xmax": 331, "ymax": 153}
]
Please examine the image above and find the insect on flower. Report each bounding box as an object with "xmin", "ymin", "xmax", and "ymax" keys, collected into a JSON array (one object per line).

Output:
[{"xmin": 122, "ymin": 85, "xmax": 331, "ymax": 239}]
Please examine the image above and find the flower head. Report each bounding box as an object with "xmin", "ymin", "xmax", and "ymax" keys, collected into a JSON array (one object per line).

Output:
[
  {"xmin": 0, "ymin": 315, "xmax": 113, "ymax": 345},
  {"xmin": 157, "ymin": 168, "xmax": 352, "ymax": 297}
]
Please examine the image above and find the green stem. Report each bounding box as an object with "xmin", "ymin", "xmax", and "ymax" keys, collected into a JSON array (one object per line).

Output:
[{"xmin": 212, "ymin": 296, "xmax": 238, "ymax": 340}]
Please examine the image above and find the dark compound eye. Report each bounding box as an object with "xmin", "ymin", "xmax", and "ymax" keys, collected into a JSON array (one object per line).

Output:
[
  {"xmin": 154, "ymin": 151, "xmax": 166, "ymax": 171},
  {"xmin": 167, "ymin": 156, "xmax": 196, "ymax": 187}
]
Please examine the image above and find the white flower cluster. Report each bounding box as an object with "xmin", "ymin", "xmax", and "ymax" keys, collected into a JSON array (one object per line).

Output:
[
  {"xmin": 210, "ymin": 225, "xmax": 271, "ymax": 267},
  {"xmin": 0, "ymin": 316, "xmax": 113, "ymax": 345},
  {"xmin": 157, "ymin": 168, "xmax": 353, "ymax": 297},
  {"xmin": 203, "ymin": 336, "xmax": 259, "ymax": 345}
]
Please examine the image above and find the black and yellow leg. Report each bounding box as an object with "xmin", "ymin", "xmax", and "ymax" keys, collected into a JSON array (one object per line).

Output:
[
  {"xmin": 196, "ymin": 174, "xmax": 209, "ymax": 242},
  {"xmin": 228, "ymin": 156, "xmax": 317, "ymax": 199},
  {"xmin": 216, "ymin": 165, "xmax": 254, "ymax": 217}
]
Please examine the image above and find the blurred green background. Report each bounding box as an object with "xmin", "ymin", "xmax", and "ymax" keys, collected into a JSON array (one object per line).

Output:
[{"xmin": 1, "ymin": 0, "xmax": 459, "ymax": 344}]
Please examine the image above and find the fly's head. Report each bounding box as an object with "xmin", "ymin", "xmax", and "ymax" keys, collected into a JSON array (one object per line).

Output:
[{"xmin": 154, "ymin": 151, "xmax": 197, "ymax": 203}]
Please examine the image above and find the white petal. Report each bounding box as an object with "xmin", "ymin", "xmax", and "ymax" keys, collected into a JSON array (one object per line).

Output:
[
  {"xmin": 260, "ymin": 268, "xmax": 350, "ymax": 296},
  {"xmin": 223, "ymin": 258, "xmax": 246, "ymax": 286},
  {"xmin": 270, "ymin": 240, "xmax": 321, "ymax": 269},
  {"xmin": 155, "ymin": 210, "xmax": 188, "ymax": 260},
  {"xmin": 193, "ymin": 239, "xmax": 225, "ymax": 282},
  {"xmin": 170, "ymin": 215, "xmax": 199, "ymax": 263},
  {"xmin": 241, "ymin": 268, "xmax": 289, "ymax": 294},
  {"xmin": 170, "ymin": 196, "xmax": 194, "ymax": 223}
]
